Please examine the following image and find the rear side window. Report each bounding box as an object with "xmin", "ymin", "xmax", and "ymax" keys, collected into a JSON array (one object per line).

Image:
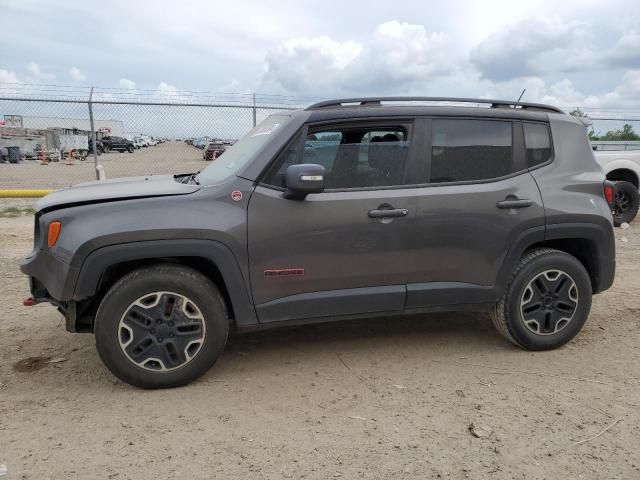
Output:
[
  {"xmin": 430, "ymin": 119, "xmax": 513, "ymax": 183},
  {"xmin": 263, "ymin": 125, "xmax": 410, "ymax": 189},
  {"xmin": 523, "ymin": 122, "xmax": 552, "ymax": 168}
]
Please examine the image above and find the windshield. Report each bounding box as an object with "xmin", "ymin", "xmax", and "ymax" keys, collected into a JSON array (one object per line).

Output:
[{"xmin": 197, "ymin": 115, "xmax": 290, "ymax": 185}]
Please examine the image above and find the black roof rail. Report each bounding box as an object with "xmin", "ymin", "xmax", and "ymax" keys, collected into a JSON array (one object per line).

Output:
[{"xmin": 305, "ymin": 96, "xmax": 565, "ymax": 114}]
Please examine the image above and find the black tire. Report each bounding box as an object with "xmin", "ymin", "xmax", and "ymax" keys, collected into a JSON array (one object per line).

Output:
[
  {"xmin": 491, "ymin": 248, "xmax": 592, "ymax": 350},
  {"xmin": 94, "ymin": 264, "xmax": 229, "ymax": 388},
  {"xmin": 612, "ymin": 180, "xmax": 639, "ymax": 226},
  {"xmin": 127, "ymin": 145, "xmax": 134, "ymax": 153}
]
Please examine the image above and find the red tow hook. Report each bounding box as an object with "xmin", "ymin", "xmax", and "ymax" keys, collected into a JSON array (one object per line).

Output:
[{"xmin": 23, "ymin": 297, "xmax": 35, "ymax": 307}]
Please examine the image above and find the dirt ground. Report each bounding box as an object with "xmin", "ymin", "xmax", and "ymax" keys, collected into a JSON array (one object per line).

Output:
[
  {"xmin": 0, "ymin": 201, "xmax": 639, "ymax": 480},
  {"xmin": 0, "ymin": 142, "xmax": 205, "ymax": 190}
]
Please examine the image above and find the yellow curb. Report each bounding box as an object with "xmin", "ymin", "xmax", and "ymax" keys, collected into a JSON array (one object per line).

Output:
[{"xmin": 0, "ymin": 190, "xmax": 53, "ymax": 198}]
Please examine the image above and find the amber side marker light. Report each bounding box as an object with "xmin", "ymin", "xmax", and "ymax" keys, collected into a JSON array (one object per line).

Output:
[{"xmin": 48, "ymin": 221, "xmax": 61, "ymax": 247}]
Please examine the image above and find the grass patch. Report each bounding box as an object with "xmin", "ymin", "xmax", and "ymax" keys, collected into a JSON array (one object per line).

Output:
[{"xmin": 0, "ymin": 207, "xmax": 35, "ymax": 218}]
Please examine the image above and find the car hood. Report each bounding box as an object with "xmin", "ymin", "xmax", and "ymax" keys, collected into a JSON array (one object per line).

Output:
[{"xmin": 35, "ymin": 175, "xmax": 200, "ymax": 212}]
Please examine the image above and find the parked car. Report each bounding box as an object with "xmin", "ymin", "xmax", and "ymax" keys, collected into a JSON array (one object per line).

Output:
[
  {"xmin": 101, "ymin": 136, "xmax": 134, "ymax": 153},
  {"xmin": 132, "ymin": 137, "xmax": 147, "ymax": 149},
  {"xmin": 203, "ymin": 142, "xmax": 226, "ymax": 161},
  {"xmin": 21, "ymin": 97, "xmax": 616, "ymax": 388},
  {"xmin": 192, "ymin": 138, "xmax": 209, "ymax": 149},
  {"xmin": 593, "ymin": 149, "xmax": 640, "ymax": 225}
]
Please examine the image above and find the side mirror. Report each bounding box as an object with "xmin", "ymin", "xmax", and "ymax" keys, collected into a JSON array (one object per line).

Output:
[{"xmin": 284, "ymin": 164, "xmax": 325, "ymax": 200}]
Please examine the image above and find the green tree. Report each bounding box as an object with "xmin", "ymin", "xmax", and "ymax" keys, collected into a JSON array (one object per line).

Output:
[{"xmin": 600, "ymin": 124, "xmax": 640, "ymax": 141}]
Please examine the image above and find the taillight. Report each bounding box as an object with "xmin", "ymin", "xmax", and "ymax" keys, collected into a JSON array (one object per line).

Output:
[
  {"xmin": 47, "ymin": 221, "xmax": 61, "ymax": 247},
  {"xmin": 603, "ymin": 181, "xmax": 615, "ymax": 209}
]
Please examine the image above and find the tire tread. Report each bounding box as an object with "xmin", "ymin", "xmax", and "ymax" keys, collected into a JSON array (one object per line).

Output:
[
  {"xmin": 491, "ymin": 247, "xmax": 564, "ymax": 348},
  {"xmin": 94, "ymin": 263, "xmax": 228, "ymax": 389}
]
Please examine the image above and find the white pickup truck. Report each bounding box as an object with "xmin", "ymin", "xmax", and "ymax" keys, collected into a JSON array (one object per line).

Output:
[{"xmin": 593, "ymin": 150, "xmax": 640, "ymax": 225}]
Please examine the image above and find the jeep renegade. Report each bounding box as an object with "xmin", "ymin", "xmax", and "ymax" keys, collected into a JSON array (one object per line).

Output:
[{"xmin": 21, "ymin": 97, "xmax": 616, "ymax": 388}]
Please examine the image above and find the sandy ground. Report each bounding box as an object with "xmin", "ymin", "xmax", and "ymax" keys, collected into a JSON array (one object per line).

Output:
[
  {"xmin": 0, "ymin": 142, "xmax": 205, "ymax": 190},
  {"xmin": 0, "ymin": 202, "xmax": 639, "ymax": 480}
]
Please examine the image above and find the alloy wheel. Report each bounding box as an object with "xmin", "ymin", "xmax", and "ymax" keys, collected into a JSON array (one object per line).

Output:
[
  {"xmin": 519, "ymin": 270, "xmax": 579, "ymax": 335},
  {"xmin": 118, "ymin": 291, "xmax": 206, "ymax": 371},
  {"xmin": 614, "ymin": 190, "xmax": 630, "ymax": 217}
]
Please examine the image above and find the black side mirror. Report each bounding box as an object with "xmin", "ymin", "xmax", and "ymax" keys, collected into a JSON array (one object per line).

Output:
[{"xmin": 284, "ymin": 164, "xmax": 325, "ymax": 200}]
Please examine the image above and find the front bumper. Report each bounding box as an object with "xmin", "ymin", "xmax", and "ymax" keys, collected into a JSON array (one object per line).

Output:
[
  {"xmin": 21, "ymin": 250, "xmax": 85, "ymax": 332},
  {"xmin": 20, "ymin": 247, "xmax": 79, "ymax": 302}
]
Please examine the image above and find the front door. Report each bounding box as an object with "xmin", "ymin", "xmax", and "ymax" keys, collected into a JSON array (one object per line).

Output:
[{"xmin": 247, "ymin": 121, "xmax": 420, "ymax": 322}]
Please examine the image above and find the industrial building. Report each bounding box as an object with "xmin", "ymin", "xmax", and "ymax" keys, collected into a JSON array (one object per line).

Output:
[{"xmin": 2, "ymin": 115, "xmax": 124, "ymax": 136}]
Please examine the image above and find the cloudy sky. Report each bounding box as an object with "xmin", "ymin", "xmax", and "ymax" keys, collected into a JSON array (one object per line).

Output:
[{"xmin": 1, "ymin": 0, "xmax": 640, "ymax": 119}]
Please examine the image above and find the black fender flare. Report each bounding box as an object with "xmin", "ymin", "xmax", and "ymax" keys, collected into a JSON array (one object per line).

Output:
[
  {"xmin": 74, "ymin": 239, "xmax": 257, "ymax": 327},
  {"xmin": 495, "ymin": 225, "xmax": 546, "ymax": 292},
  {"xmin": 495, "ymin": 222, "xmax": 615, "ymax": 294}
]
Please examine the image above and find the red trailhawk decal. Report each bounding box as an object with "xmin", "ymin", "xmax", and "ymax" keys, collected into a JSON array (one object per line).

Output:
[{"xmin": 264, "ymin": 268, "xmax": 305, "ymax": 278}]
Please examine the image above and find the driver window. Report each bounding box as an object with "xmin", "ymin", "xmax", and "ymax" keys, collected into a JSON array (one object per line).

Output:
[{"xmin": 262, "ymin": 125, "xmax": 410, "ymax": 189}]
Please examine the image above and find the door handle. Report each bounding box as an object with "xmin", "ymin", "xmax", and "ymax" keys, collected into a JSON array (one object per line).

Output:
[
  {"xmin": 496, "ymin": 198, "xmax": 533, "ymax": 209},
  {"xmin": 368, "ymin": 208, "xmax": 409, "ymax": 219}
]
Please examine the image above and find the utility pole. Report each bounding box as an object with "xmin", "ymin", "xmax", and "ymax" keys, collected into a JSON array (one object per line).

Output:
[
  {"xmin": 88, "ymin": 87, "xmax": 100, "ymax": 180},
  {"xmin": 252, "ymin": 92, "xmax": 257, "ymax": 127}
]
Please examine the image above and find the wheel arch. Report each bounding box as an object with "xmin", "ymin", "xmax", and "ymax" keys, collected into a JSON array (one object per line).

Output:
[
  {"xmin": 74, "ymin": 239, "xmax": 258, "ymax": 329},
  {"xmin": 497, "ymin": 223, "xmax": 615, "ymax": 295},
  {"xmin": 606, "ymin": 167, "xmax": 639, "ymax": 188},
  {"xmin": 523, "ymin": 238, "xmax": 600, "ymax": 293}
]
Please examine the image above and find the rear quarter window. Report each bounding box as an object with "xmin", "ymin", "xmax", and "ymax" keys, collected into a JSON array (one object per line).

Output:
[{"xmin": 523, "ymin": 122, "xmax": 552, "ymax": 168}]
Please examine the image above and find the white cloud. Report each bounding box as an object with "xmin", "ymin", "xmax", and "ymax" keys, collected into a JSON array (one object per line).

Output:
[
  {"xmin": 154, "ymin": 81, "xmax": 192, "ymax": 102},
  {"xmin": 262, "ymin": 36, "xmax": 363, "ymax": 94},
  {"xmin": 25, "ymin": 61, "xmax": 55, "ymax": 80},
  {"xmin": 119, "ymin": 78, "xmax": 136, "ymax": 89},
  {"xmin": 0, "ymin": 68, "xmax": 19, "ymax": 84},
  {"xmin": 156, "ymin": 81, "xmax": 180, "ymax": 95},
  {"xmin": 479, "ymin": 70, "xmax": 640, "ymax": 114},
  {"xmin": 261, "ymin": 21, "xmax": 456, "ymax": 96},
  {"xmin": 68, "ymin": 66, "xmax": 86, "ymax": 82},
  {"xmin": 605, "ymin": 31, "xmax": 640, "ymax": 68},
  {"xmin": 470, "ymin": 16, "xmax": 589, "ymax": 81}
]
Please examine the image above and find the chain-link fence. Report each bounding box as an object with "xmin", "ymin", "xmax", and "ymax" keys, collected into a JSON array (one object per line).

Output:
[
  {"xmin": 0, "ymin": 92, "xmax": 298, "ymax": 190},
  {"xmin": 3, "ymin": 88, "xmax": 640, "ymax": 190}
]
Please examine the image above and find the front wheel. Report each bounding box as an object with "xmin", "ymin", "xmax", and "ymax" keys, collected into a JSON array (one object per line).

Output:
[
  {"xmin": 491, "ymin": 248, "xmax": 592, "ymax": 350},
  {"xmin": 94, "ymin": 264, "xmax": 229, "ymax": 388},
  {"xmin": 612, "ymin": 180, "xmax": 639, "ymax": 226}
]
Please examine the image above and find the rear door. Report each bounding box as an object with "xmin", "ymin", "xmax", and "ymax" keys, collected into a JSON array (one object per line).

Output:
[
  {"xmin": 404, "ymin": 118, "xmax": 545, "ymax": 308},
  {"xmin": 247, "ymin": 120, "xmax": 424, "ymax": 323}
]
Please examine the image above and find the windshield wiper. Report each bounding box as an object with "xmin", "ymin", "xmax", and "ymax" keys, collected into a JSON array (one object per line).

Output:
[{"xmin": 175, "ymin": 172, "xmax": 200, "ymax": 185}]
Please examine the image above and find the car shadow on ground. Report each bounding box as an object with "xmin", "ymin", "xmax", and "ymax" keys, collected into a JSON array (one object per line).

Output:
[
  {"xmin": 228, "ymin": 311, "xmax": 501, "ymax": 350},
  {"xmin": 203, "ymin": 311, "xmax": 515, "ymax": 378}
]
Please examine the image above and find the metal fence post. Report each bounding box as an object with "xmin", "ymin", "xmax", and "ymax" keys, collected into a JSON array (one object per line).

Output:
[
  {"xmin": 88, "ymin": 87, "xmax": 99, "ymax": 180},
  {"xmin": 252, "ymin": 93, "xmax": 257, "ymax": 127}
]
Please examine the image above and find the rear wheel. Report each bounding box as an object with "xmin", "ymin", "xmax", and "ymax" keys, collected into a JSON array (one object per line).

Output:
[
  {"xmin": 491, "ymin": 248, "xmax": 592, "ymax": 350},
  {"xmin": 127, "ymin": 145, "xmax": 134, "ymax": 153},
  {"xmin": 94, "ymin": 264, "xmax": 229, "ymax": 388},
  {"xmin": 612, "ymin": 180, "xmax": 639, "ymax": 226}
]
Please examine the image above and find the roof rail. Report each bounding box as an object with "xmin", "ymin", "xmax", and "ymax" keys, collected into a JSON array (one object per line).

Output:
[{"xmin": 305, "ymin": 96, "xmax": 565, "ymax": 114}]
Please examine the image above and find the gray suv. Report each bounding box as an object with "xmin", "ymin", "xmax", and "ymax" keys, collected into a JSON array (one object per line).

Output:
[{"xmin": 21, "ymin": 97, "xmax": 616, "ymax": 388}]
